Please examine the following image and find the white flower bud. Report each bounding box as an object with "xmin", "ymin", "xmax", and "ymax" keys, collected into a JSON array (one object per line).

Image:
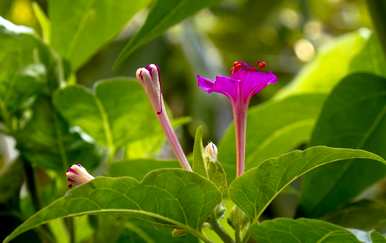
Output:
[
  {"xmin": 204, "ymin": 142, "xmax": 218, "ymax": 163},
  {"xmin": 66, "ymin": 164, "xmax": 94, "ymax": 188}
]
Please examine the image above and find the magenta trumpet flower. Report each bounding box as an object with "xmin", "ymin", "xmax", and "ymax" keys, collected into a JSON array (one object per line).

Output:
[
  {"xmin": 197, "ymin": 61, "xmax": 277, "ymax": 176},
  {"xmin": 136, "ymin": 64, "xmax": 192, "ymax": 171}
]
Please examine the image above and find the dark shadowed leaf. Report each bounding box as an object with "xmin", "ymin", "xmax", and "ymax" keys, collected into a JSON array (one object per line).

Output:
[
  {"xmin": 324, "ymin": 200, "xmax": 386, "ymax": 233},
  {"xmin": 229, "ymin": 146, "xmax": 385, "ymax": 222},
  {"xmin": 49, "ymin": 0, "xmax": 150, "ymax": 69},
  {"xmin": 4, "ymin": 169, "xmax": 221, "ymax": 242},
  {"xmin": 219, "ymin": 94, "xmax": 326, "ymax": 180},
  {"xmin": 115, "ymin": 0, "xmax": 221, "ymax": 66},
  {"xmin": 300, "ymin": 73, "xmax": 386, "ymax": 217}
]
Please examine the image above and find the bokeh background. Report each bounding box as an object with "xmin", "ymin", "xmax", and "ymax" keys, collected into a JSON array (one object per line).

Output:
[{"xmin": 0, "ymin": 0, "xmax": 377, "ymax": 150}]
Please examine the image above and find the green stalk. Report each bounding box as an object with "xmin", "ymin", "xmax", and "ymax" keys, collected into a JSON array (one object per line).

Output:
[
  {"xmin": 22, "ymin": 158, "xmax": 56, "ymax": 242},
  {"xmin": 366, "ymin": 0, "xmax": 386, "ymax": 56},
  {"xmin": 208, "ymin": 216, "xmax": 234, "ymax": 243}
]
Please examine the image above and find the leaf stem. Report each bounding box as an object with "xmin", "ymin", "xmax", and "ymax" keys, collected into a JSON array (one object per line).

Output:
[
  {"xmin": 366, "ymin": 0, "xmax": 386, "ymax": 56},
  {"xmin": 208, "ymin": 216, "xmax": 234, "ymax": 243},
  {"xmin": 22, "ymin": 158, "xmax": 42, "ymax": 211},
  {"xmin": 22, "ymin": 157, "xmax": 56, "ymax": 241},
  {"xmin": 64, "ymin": 218, "xmax": 75, "ymax": 243}
]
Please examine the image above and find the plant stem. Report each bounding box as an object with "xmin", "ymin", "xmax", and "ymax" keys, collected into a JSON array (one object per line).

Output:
[
  {"xmin": 22, "ymin": 158, "xmax": 56, "ymax": 242},
  {"xmin": 235, "ymin": 227, "xmax": 241, "ymax": 243},
  {"xmin": 208, "ymin": 216, "xmax": 234, "ymax": 243},
  {"xmin": 22, "ymin": 159, "xmax": 42, "ymax": 211},
  {"xmin": 64, "ymin": 218, "xmax": 75, "ymax": 243},
  {"xmin": 366, "ymin": 0, "xmax": 386, "ymax": 56}
]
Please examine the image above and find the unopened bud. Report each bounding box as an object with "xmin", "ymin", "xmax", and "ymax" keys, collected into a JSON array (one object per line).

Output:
[
  {"xmin": 204, "ymin": 142, "xmax": 218, "ymax": 163},
  {"xmin": 66, "ymin": 164, "xmax": 94, "ymax": 188}
]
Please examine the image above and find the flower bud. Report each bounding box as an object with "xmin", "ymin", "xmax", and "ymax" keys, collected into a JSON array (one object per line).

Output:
[
  {"xmin": 65, "ymin": 164, "xmax": 94, "ymax": 188},
  {"xmin": 204, "ymin": 142, "xmax": 218, "ymax": 163}
]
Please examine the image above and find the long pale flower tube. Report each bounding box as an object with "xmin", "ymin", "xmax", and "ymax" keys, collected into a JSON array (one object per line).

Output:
[
  {"xmin": 197, "ymin": 61, "xmax": 277, "ymax": 176},
  {"xmin": 136, "ymin": 64, "xmax": 192, "ymax": 171}
]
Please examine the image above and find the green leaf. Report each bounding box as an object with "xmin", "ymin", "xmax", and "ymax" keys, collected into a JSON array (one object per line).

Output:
[
  {"xmin": 125, "ymin": 117, "xmax": 190, "ymax": 159},
  {"xmin": 219, "ymin": 94, "xmax": 326, "ymax": 180},
  {"xmin": 300, "ymin": 73, "xmax": 386, "ymax": 217},
  {"xmin": 277, "ymin": 30, "xmax": 386, "ymax": 98},
  {"xmin": 192, "ymin": 126, "xmax": 206, "ymax": 176},
  {"xmin": 4, "ymin": 169, "xmax": 221, "ymax": 243},
  {"xmin": 0, "ymin": 18, "xmax": 52, "ymax": 118},
  {"xmin": 16, "ymin": 96, "xmax": 101, "ymax": 171},
  {"xmin": 249, "ymin": 218, "xmax": 361, "ymax": 243},
  {"xmin": 114, "ymin": 0, "xmax": 220, "ymax": 66},
  {"xmin": 109, "ymin": 159, "xmax": 179, "ymax": 180},
  {"xmin": 49, "ymin": 0, "xmax": 150, "ymax": 69},
  {"xmin": 229, "ymin": 146, "xmax": 385, "ymax": 222},
  {"xmin": 53, "ymin": 78, "xmax": 160, "ymax": 157},
  {"xmin": 324, "ymin": 200, "xmax": 386, "ymax": 233}
]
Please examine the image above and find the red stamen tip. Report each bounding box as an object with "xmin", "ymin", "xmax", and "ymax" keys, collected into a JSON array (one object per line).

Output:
[
  {"xmin": 256, "ymin": 60, "xmax": 266, "ymax": 70},
  {"xmin": 231, "ymin": 61, "xmax": 243, "ymax": 74}
]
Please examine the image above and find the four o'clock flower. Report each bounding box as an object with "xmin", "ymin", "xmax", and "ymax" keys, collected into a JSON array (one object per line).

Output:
[
  {"xmin": 197, "ymin": 60, "xmax": 277, "ymax": 176},
  {"xmin": 66, "ymin": 164, "xmax": 94, "ymax": 188},
  {"xmin": 136, "ymin": 64, "xmax": 192, "ymax": 171}
]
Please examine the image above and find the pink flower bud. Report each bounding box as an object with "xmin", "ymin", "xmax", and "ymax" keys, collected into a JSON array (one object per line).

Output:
[
  {"xmin": 136, "ymin": 64, "xmax": 192, "ymax": 171},
  {"xmin": 66, "ymin": 164, "xmax": 94, "ymax": 188}
]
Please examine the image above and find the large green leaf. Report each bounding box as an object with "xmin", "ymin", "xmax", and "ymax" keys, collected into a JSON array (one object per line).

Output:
[
  {"xmin": 53, "ymin": 78, "xmax": 160, "ymax": 156},
  {"xmin": 109, "ymin": 159, "xmax": 179, "ymax": 180},
  {"xmin": 16, "ymin": 97, "xmax": 101, "ymax": 171},
  {"xmin": 114, "ymin": 0, "xmax": 220, "ymax": 66},
  {"xmin": 219, "ymin": 94, "xmax": 326, "ymax": 180},
  {"xmin": 249, "ymin": 218, "xmax": 367, "ymax": 243},
  {"xmin": 49, "ymin": 0, "xmax": 150, "ymax": 69},
  {"xmin": 0, "ymin": 17, "xmax": 54, "ymax": 118},
  {"xmin": 277, "ymin": 30, "xmax": 386, "ymax": 98},
  {"xmin": 4, "ymin": 169, "xmax": 221, "ymax": 242},
  {"xmin": 300, "ymin": 73, "xmax": 386, "ymax": 217},
  {"xmin": 229, "ymin": 146, "xmax": 385, "ymax": 222}
]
